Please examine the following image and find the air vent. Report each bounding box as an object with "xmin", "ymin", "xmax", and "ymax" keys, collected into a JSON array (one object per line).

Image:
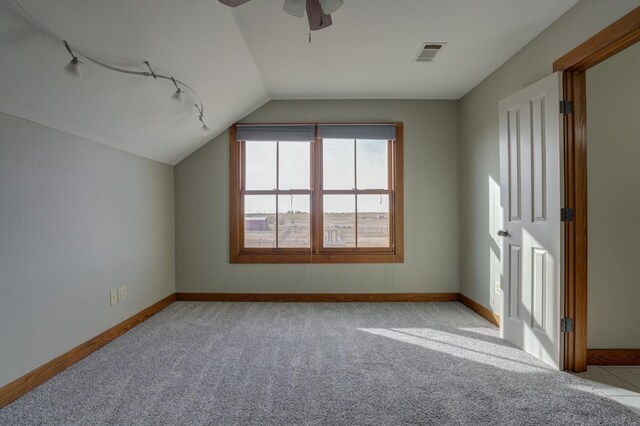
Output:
[{"xmin": 414, "ymin": 42, "xmax": 446, "ymax": 63}]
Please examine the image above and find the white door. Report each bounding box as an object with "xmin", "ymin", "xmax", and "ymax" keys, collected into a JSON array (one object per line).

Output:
[{"xmin": 498, "ymin": 72, "xmax": 563, "ymax": 369}]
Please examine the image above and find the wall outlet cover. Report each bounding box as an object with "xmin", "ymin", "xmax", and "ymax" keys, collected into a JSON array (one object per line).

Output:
[
  {"xmin": 110, "ymin": 288, "xmax": 118, "ymax": 305},
  {"xmin": 118, "ymin": 285, "xmax": 127, "ymax": 301}
]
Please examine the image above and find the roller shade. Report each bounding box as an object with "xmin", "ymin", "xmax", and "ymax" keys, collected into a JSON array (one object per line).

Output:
[
  {"xmin": 236, "ymin": 124, "xmax": 314, "ymax": 142},
  {"xmin": 317, "ymin": 124, "xmax": 396, "ymax": 140}
]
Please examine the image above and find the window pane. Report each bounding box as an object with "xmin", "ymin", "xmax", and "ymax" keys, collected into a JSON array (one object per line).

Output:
[
  {"xmin": 245, "ymin": 142, "xmax": 276, "ymax": 190},
  {"xmin": 356, "ymin": 139, "xmax": 388, "ymax": 189},
  {"xmin": 357, "ymin": 195, "xmax": 390, "ymax": 248},
  {"xmin": 323, "ymin": 139, "xmax": 354, "ymax": 190},
  {"xmin": 278, "ymin": 195, "xmax": 310, "ymax": 248},
  {"xmin": 323, "ymin": 195, "xmax": 355, "ymax": 248},
  {"xmin": 244, "ymin": 195, "xmax": 276, "ymax": 248},
  {"xmin": 279, "ymin": 142, "xmax": 310, "ymax": 190}
]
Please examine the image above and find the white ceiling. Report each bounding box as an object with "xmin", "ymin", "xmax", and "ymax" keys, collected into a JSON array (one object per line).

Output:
[
  {"xmin": 233, "ymin": 0, "xmax": 578, "ymax": 99},
  {"xmin": 0, "ymin": 0, "xmax": 578, "ymax": 164}
]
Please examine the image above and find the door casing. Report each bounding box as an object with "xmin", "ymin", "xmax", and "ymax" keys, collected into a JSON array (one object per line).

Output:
[{"xmin": 553, "ymin": 7, "xmax": 640, "ymax": 373}]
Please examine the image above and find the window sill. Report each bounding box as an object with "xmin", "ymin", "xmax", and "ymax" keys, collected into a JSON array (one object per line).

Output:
[{"xmin": 230, "ymin": 253, "xmax": 404, "ymax": 264}]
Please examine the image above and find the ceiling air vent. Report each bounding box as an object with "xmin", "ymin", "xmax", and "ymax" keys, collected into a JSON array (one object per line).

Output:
[{"xmin": 414, "ymin": 42, "xmax": 446, "ymax": 63}]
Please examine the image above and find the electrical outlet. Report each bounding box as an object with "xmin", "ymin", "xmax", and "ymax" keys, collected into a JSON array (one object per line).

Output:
[
  {"xmin": 110, "ymin": 289, "xmax": 118, "ymax": 306},
  {"xmin": 118, "ymin": 285, "xmax": 127, "ymax": 301}
]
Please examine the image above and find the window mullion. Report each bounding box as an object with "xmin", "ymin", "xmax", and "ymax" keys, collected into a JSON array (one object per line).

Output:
[
  {"xmin": 241, "ymin": 141, "xmax": 246, "ymax": 192},
  {"xmin": 312, "ymin": 134, "xmax": 322, "ymax": 254},
  {"xmin": 354, "ymin": 139, "xmax": 358, "ymax": 248},
  {"xmin": 275, "ymin": 141, "xmax": 280, "ymax": 249},
  {"xmin": 353, "ymin": 138, "xmax": 357, "ymax": 190},
  {"xmin": 275, "ymin": 194, "xmax": 279, "ymax": 249},
  {"xmin": 388, "ymin": 140, "xmax": 393, "ymax": 192},
  {"xmin": 321, "ymin": 189, "xmax": 390, "ymax": 195},
  {"xmin": 388, "ymin": 139, "xmax": 394, "ymax": 251},
  {"xmin": 355, "ymin": 195, "xmax": 359, "ymax": 249}
]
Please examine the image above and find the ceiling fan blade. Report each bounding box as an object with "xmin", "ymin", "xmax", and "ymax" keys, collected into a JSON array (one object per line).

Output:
[
  {"xmin": 319, "ymin": 0, "xmax": 343, "ymax": 14},
  {"xmin": 306, "ymin": 0, "xmax": 332, "ymax": 31},
  {"xmin": 219, "ymin": 0, "xmax": 251, "ymax": 7},
  {"xmin": 283, "ymin": 0, "xmax": 305, "ymax": 18}
]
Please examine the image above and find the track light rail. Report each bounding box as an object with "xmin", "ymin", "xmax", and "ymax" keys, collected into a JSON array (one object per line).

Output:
[{"xmin": 12, "ymin": 0, "xmax": 210, "ymax": 134}]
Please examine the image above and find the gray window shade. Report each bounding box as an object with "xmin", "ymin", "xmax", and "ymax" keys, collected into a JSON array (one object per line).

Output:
[
  {"xmin": 237, "ymin": 124, "xmax": 314, "ymax": 142},
  {"xmin": 317, "ymin": 124, "xmax": 396, "ymax": 140}
]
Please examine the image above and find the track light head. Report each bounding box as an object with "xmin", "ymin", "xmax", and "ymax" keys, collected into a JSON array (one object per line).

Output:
[
  {"xmin": 63, "ymin": 40, "xmax": 83, "ymax": 78},
  {"xmin": 171, "ymin": 88, "xmax": 183, "ymax": 101},
  {"xmin": 171, "ymin": 77, "xmax": 184, "ymax": 101},
  {"xmin": 64, "ymin": 57, "xmax": 83, "ymax": 78},
  {"xmin": 195, "ymin": 103, "xmax": 210, "ymax": 135}
]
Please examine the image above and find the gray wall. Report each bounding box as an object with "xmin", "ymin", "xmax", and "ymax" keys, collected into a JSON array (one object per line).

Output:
[
  {"xmin": 586, "ymin": 42, "xmax": 640, "ymax": 348},
  {"xmin": 175, "ymin": 100, "xmax": 459, "ymax": 294},
  {"xmin": 458, "ymin": 0, "xmax": 639, "ymax": 314},
  {"xmin": 0, "ymin": 113, "xmax": 175, "ymax": 387}
]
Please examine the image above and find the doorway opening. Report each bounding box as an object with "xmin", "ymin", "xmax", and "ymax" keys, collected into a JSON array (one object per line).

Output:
[{"xmin": 554, "ymin": 7, "xmax": 640, "ymax": 372}]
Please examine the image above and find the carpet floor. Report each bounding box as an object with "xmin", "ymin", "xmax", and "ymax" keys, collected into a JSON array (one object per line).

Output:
[{"xmin": 1, "ymin": 301, "xmax": 638, "ymax": 425}]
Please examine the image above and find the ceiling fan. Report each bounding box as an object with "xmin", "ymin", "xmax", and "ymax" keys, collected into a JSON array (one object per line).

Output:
[{"xmin": 219, "ymin": 0, "xmax": 343, "ymax": 31}]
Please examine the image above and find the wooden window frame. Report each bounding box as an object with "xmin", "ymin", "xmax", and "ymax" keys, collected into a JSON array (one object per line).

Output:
[
  {"xmin": 553, "ymin": 7, "xmax": 640, "ymax": 372},
  {"xmin": 230, "ymin": 122, "xmax": 404, "ymax": 264}
]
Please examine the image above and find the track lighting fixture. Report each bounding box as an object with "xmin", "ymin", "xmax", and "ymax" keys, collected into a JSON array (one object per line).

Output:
[
  {"xmin": 63, "ymin": 40, "xmax": 83, "ymax": 78},
  {"xmin": 195, "ymin": 104, "xmax": 210, "ymax": 135},
  {"xmin": 171, "ymin": 77, "xmax": 184, "ymax": 102},
  {"xmin": 14, "ymin": 0, "xmax": 209, "ymax": 136},
  {"xmin": 144, "ymin": 61, "xmax": 157, "ymax": 79}
]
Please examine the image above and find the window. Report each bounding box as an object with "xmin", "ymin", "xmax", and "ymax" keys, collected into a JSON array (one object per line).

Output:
[{"xmin": 230, "ymin": 123, "xmax": 403, "ymax": 263}]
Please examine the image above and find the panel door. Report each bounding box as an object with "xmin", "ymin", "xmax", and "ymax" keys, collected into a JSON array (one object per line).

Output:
[{"xmin": 498, "ymin": 72, "xmax": 563, "ymax": 369}]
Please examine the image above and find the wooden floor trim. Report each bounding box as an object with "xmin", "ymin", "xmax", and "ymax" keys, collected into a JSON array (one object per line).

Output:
[
  {"xmin": 587, "ymin": 349, "xmax": 640, "ymax": 366},
  {"xmin": 459, "ymin": 294, "xmax": 501, "ymax": 327},
  {"xmin": 0, "ymin": 293, "xmax": 176, "ymax": 409},
  {"xmin": 176, "ymin": 292, "xmax": 461, "ymax": 303}
]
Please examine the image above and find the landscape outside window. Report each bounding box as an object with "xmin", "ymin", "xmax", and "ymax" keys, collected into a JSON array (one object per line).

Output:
[{"xmin": 244, "ymin": 141, "xmax": 311, "ymax": 248}]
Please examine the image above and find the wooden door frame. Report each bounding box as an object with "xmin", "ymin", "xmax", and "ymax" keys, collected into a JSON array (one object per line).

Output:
[{"xmin": 553, "ymin": 7, "xmax": 640, "ymax": 372}]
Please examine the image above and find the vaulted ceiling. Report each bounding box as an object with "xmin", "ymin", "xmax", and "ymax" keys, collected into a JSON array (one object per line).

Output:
[{"xmin": 0, "ymin": 0, "xmax": 578, "ymax": 164}]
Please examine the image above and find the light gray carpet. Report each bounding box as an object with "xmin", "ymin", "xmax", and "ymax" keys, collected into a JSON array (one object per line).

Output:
[{"xmin": 1, "ymin": 302, "xmax": 638, "ymax": 425}]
